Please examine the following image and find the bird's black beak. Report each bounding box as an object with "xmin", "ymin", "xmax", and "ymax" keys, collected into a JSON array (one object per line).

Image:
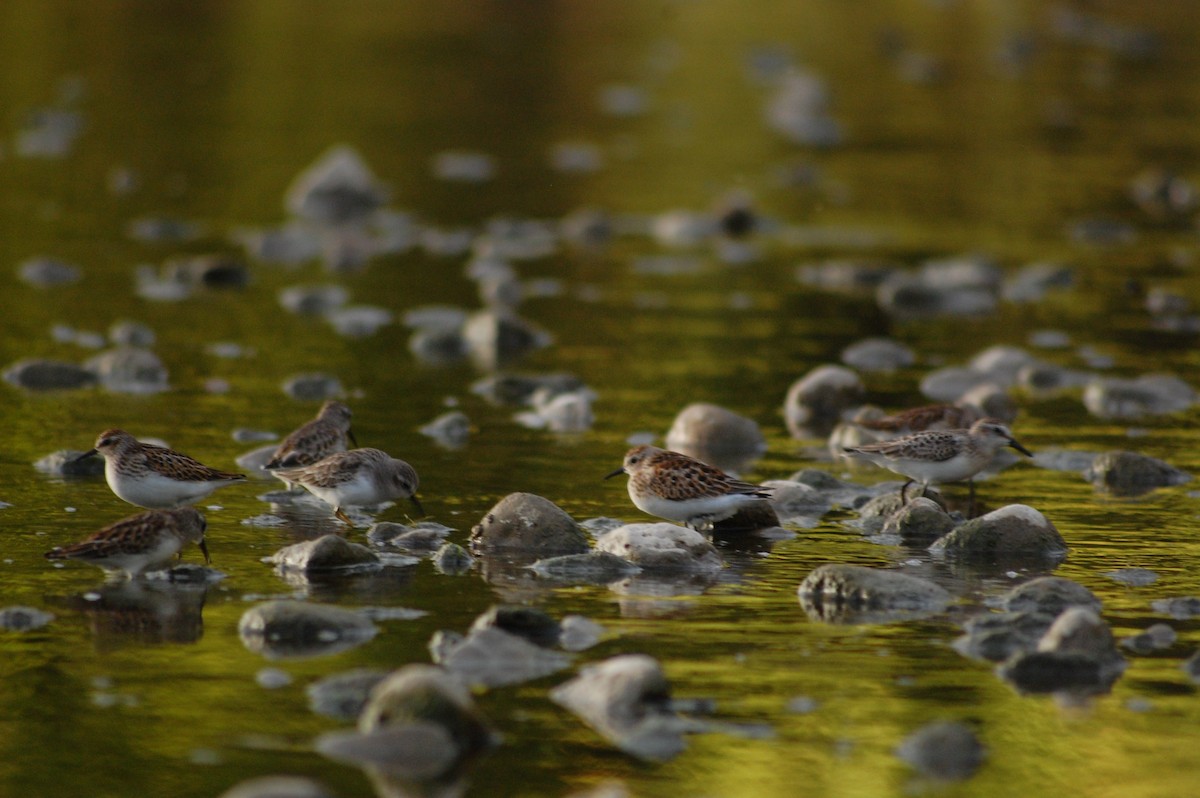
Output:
[
  {"xmin": 1008, "ymin": 439, "xmax": 1034, "ymax": 458},
  {"xmin": 73, "ymin": 448, "xmax": 98, "ymax": 463},
  {"xmin": 198, "ymin": 538, "xmax": 211, "ymax": 565},
  {"xmin": 348, "ymin": 427, "xmax": 359, "ymax": 448},
  {"xmin": 409, "ymin": 494, "xmax": 425, "ymax": 517},
  {"xmin": 604, "ymin": 467, "xmax": 625, "ymax": 480}
]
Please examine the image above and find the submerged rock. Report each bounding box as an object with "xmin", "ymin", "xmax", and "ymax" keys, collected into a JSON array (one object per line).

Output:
[
  {"xmin": 550, "ymin": 654, "xmax": 691, "ymax": 762},
  {"xmin": 761, "ymin": 480, "xmax": 831, "ymax": 523},
  {"xmin": 999, "ymin": 608, "xmax": 1126, "ymax": 696},
  {"xmin": 1002, "ymin": 576, "xmax": 1101, "ymax": 616},
  {"xmin": 433, "ymin": 626, "xmax": 571, "ymax": 688},
  {"xmin": 239, "ymin": 601, "xmax": 378, "ymax": 660},
  {"xmin": 286, "ymin": 145, "xmax": 388, "ymax": 226},
  {"xmin": 0, "ymin": 606, "xmax": 55, "ymax": 632},
  {"xmin": 895, "ymin": 721, "xmax": 985, "ymax": 781},
  {"xmin": 1083, "ymin": 374, "xmax": 1196, "ymax": 419},
  {"xmin": 1122, "ymin": 623, "xmax": 1176, "ymax": 654},
  {"xmin": 1084, "ymin": 451, "xmax": 1190, "ymax": 496},
  {"xmin": 368, "ymin": 521, "xmax": 453, "ymax": 551},
  {"xmin": 282, "ymin": 372, "xmax": 343, "ymax": 401},
  {"xmin": 84, "ymin": 347, "xmax": 169, "ymax": 394},
  {"xmin": 17, "ymin": 256, "xmax": 81, "ymax": 287},
  {"xmin": 469, "ymin": 493, "xmax": 589, "ymax": 556},
  {"xmin": 3, "ymin": 358, "xmax": 97, "ymax": 391},
  {"xmin": 878, "ymin": 497, "xmax": 955, "ymax": 542},
  {"xmin": 462, "ymin": 309, "xmax": 552, "ymax": 370},
  {"xmin": 307, "ymin": 668, "xmax": 390, "ymax": 721},
  {"xmin": 798, "ymin": 564, "xmax": 951, "ymax": 624},
  {"xmin": 217, "ymin": 775, "xmax": 337, "ymax": 798},
  {"xmin": 594, "ymin": 523, "xmax": 722, "ymax": 573},
  {"xmin": 529, "ymin": 551, "xmax": 643, "ymax": 583},
  {"xmin": 418, "ymin": 411, "xmax": 472, "ymax": 448},
  {"xmin": 431, "ymin": 543, "xmax": 474, "ymax": 575},
  {"xmin": 267, "ymin": 535, "xmax": 381, "ymax": 573},
  {"xmin": 34, "ymin": 449, "xmax": 105, "ymax": 477},
  {"xmin": 278, "ymin": 283, "xmax": 350, "ymax": 316},
  {"xmin": 470, "ymin": 605, "xmax": 561, "ymax": 648},
  {"xmin": 783, "ymin": 364, "xmax": 866, "ymax": 438},
  {"xmin": 317, "ymin": 664, "xmax": 494, "ymax": 782},
  {"xmin": 929, "ymin": 505, "xmax": 1067, "ymax": 560},
  {"xmin": 841, "ymin": 337, "xmax": 915, "ymax": 372}
]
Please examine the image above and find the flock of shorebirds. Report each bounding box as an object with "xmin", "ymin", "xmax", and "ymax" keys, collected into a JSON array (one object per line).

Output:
[{"xmin": 46, "ymin": 398, "xmax": 1033, "ymax": 578}]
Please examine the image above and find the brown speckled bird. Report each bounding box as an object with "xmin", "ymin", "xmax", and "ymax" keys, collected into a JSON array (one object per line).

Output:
[
  {"xmin": 45, "ymin": 506, "xmax": 210, "ymax": 578},
  {"xmin": 265, "ymin": 400, "xmax": 357, "ymax": 488}
]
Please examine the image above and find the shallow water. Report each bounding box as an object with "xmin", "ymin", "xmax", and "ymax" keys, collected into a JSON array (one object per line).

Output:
[{"xmin": 3, "ymin": 3, "xmax": 1200, "ymax": 797}]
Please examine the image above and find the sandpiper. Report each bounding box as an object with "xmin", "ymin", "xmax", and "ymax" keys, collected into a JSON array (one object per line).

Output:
[
  {"xmin": 45, "ymin": 506, "xmax": 210, "ymax": 578},
  {"xmin": 843, "ymin": 417, "xmax": 1033, "ymax": 505},
  {"xmin": 605, "ymin": 444, "xmax": 772, "ymax": 529},
  {"xmin": 264, "ymin": 400, "xmax": 357, "ymax": 489},
  {"xmin": 271, "ymin": 447, "xmax": 423, "ymax": 525},
  {"xmin": 855, "ymin": 403, "xmax": 982, "ymax": 435},
  {"xmin": 77, "ymin": 428, "xmax": 247, "ymax": 508}
]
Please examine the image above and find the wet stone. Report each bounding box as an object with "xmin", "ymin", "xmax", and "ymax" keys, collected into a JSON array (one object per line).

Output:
[
  {"xmin": 267, "ymin": 535, "xmax": 381, "ymax": 573},
  {"xmin": 783, "ymin": 364, "xmax": 866, "ymax": 437},
  {"xmin": 1183, "ymin": 651, "xmax": 1200, "ymax": 684},
  {"xmin": 1104, "ymin": 567, "xmax": 1159, "ymax": 587},
  {"xmin": 3, "ymin": 358, "xmax": 97, "ymax": 391},
  {"xmin": 162, "ymin": 254, "xmax": 249, "ymax": 289},
  {"xmin": 594, "ymin": 523, "xmax": 723, "ymax": 573},
  {"xmin": 559, "ymin": 615, "xmax": 605, "ymax": 652},
  {"xmin": 83, "ymin": 347, "xmax": 169, "ymax": 394},
  {"xmin": 953, "ymin": 610, "xmax": 1059, "ymax": 662},
  {"xmin": 282, "ymin": 372, "xmax": 343, "ymax": 401},
  {"xmin": 761, "ymin": 480, "xmax": 831, "ymax": 522},
  {"xmin": 895, "ymin": 721, "xmax": 985, "ymax": 781},
  {"xmin": 794, "ymin": 258, "xmax": 896, "ymax": 294},
  {"xmin": 929, "ymin": 505, "xmax": 1067, "ymax": 560},
  {"xmin": 34, "ymin": 449, "xmax": 105, "ymax": 477},
  {"xmin": 549, "ymin": 654, "xmax": 690, "ymax": 762},
  {"xmin": 431, "ymin": 543, "xmax": 474, "ymax": 575},
  {"xmin": 1122, "ymin": 623, "xmax": 1176, "ymax": 654},
  {"xmin": 840, "ymin": 337, "xmax": 915, "ymax": 372},
  {"xmin": 470, "ymin": 372, "xmax": 586, "ymax": 405},
  {"xmin": 217, "ymin": 775, "xmax": 337, "ymax": 798},
  {"xmin": 1084, "ymin": 451, "xmax": 1190, "ymax": 496},
  {"xmin": 879, "ymin": 497, "xmax": 955, "ymax": 543},
  {"xmin": 367, "ymin": 521, "xmax": 453, "ymax": 551},
  {"xmin": 418, "ymin": 411, "xmax": 472, "ymax": 447},
  {"xmin": 239, "ymin": 601, "xmax": 378, "ymax": 660},
  {"xmin": 278, "ymin": 283, "xmax": 349, "ymax": 316},
  {"xmin": 664, "ymin": 402, "xmax": 765, "ymax": 459},
  {"xmin": 326, "ymin": 305, "xmax": 392, "ymax": 339},
  {"xmin": 0, "ymin": 606, "xmax": 55, "ymax": 632},
  {"xmin": 798, "ymin": 564, "xmax": 951, "ymax": 624},
  {"xmin": 1083, "ymin": 374, "xmax": 1196, "ymax": 419},
  {"xmin": 1151, "ymin": 597, "xmax": 1200, "ymax": 620},
  {"xmin": 462, "ymin": 309, "xmax": 552, "ymax": 369},
  {"xmin": 469, "ymin": 493, "xmax": 589, "ymax": 556},
  {"xmin": 1002, "ymin": 576, "xmax": 1101, "ymax": 616},
  {"xmin": 18, "ymin": 256, "xmax": 81, "ymax": 287},
  {"xmin": 528, "ymin": 551, "xmax": 643, "ymax": 584},
  {"xmin": 307, "ymin": 668, "xmax": 389, "ymax": 721},
  {"xmin": 433, "ymin": 625, "xmax": 571, "ymax": 689},
  {"xmin": 286, "ymin": 145, "xmax": 388, "ymax": 226},
  {"xmin": 470, "ymin": 605, "xmax": 560, "ymax": 648}
]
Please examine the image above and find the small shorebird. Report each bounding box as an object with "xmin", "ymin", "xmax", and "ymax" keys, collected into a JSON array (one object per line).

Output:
[
  {"xmin": 605, "ymin": 444, "xmax": 772, "ymax": 529},
  {"xmin": 264, "ymin": 400, "xmax": 357, "ymax": 488},
  {"xmin": 45, "ymin": 506, "xmax": 210, "ymax": 578},
  {"xmin": 271, "ymin": 447, "xmax": 423, "ymax": 525},
  {"xmin": 843, "ymin": 418, "xmax": 1033, "ymax": 505},
  {"xmin": 77, "ymin": 428, "xmax": 246, "ymax": 508},
  {"xmin": 855, "ymin": 403, "xmax": 981, "ymax": 435}
]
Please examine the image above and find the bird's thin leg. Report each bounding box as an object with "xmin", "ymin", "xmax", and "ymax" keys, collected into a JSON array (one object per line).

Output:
[
  {"xmin": 900, "ymin": 479, "xmax": 913, "ymax": 504},
  {"xmin": 334, "ymin": 507, "xmax": 354, "ymax": 526}
]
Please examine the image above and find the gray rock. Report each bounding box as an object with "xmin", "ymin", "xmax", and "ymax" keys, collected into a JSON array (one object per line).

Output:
[
  {"xmin": 267, "ymin": 535, "xmax": 381, "ymax": 573},
  {"xmin": 316, "ymin": 664, "xmax": 493, "ymax": 781},
  {"xmin": 1183, "ymin": 651, "xmax": 1200, "ymax": 684},
  {"xmin": 34, "ymin": 449, "xmax": 105, "ymax": 477},
  {"xmin": 3, "ymin": 358, "xmax": 97, "ymax": 391},
  {"xmin": 236, "ymin": 444, "xmax": 278, "ymax": 475},
  {"xmin": 1003, "ymin": 261, "xmax": 1074, "ymax": 303},
  {"xmin": 879, "ymin": 497, "xmax": 955, "ymax": 542},
  {"xmin": 239, "ymin": 601, "xmax": 377, "ymax": 660},
  {"xmin": 1151, "ymin": 596, "xmax": 1200, "ymax": 619},
  {"xmin": 408, "ymin": 326, "xmax": 469, "ymax": 365},
  {"xmin": 325, "ymin": 305, "xmax": 392, "ymax": 338},
  {"xmin": 367, "ymin": 521, "xmax": 453, "ymax": 551},
  {"xmin": 664, "ymin": 403, "xmax": 765, "ymax": 458},
  {"xmin": 797, "ymin": 564, "xmax": 951, "ymax": 624},
  {"xmin": 162, "ymin": 254, "xmax": 249, "ymax": 289},
  {"xmin": 83, "ymin": 347, "xmax": 169, "ymax": 394},
  {"xmin": 18, "ymin": 256, "xmax": 81, "ymax": 287},
  {"xmin": 462, "ymin": 309, "xmax": 552, "ymax": 370},
  {"xmin": 594, "ymin": 523, "xmax": 723, "ymax": 573},
  {"xmin": 794, "ymin": 258, "xmax": 896, "ymax": 293},
  {"xmin": 0, "ymin": 606, "xmax": 54, "ymax": 631},
  {"xmin": 468, "ymin": 493, "xmax": 589, "ymax": 555},
  {"xmin": 953, "ymin": 610, "xmax": 1060, "ymax": 662},
  {"xmin": 433, "ymin": 626, "xmax": 571, "ymax": 688},
  {"xmin": 1083, "ymin": 374, "xmax": 1196, "ymax": 419},
  {"xmin": 895, "ymin": 721, "xmax": 985, "ymax": 781},
  {"xmin": 919, "ymin": 367, "xmax": 995, "ymax": 403},
  {"xmin": 217, "ymin": 775, "xmax": 337, "ymax": 798},
  {"xmin": 282, "ymin": 372, "xmax": 343, "ymax": 401},
  {"xmin": 278, "ymin": 283, "xmax": 350, "ymax": 316},
  {"xmin": 1002, "ymin": 576, "xmax": 1101, "ymax": 616},
  {"xmin": 1084, "ymin": 451, "xmax": 1190, "ymax": 496},
  {"xmin": 876, "ymin": 271, "xmax": 997, "ymax": 319},
  {"xmin": 1017, "ymin": 363, "xmax": 1092, "ymax": 397},
  {"xmin": 783, "ymin": 365, "xmax": 866, "ymax": 437},
  {"xmin": 286, "ymin": 145, "xmax": 388, "ymax": 226},
  {"xmin": 307, "ymin": 668, "xmax": 389, "ymax": 721},
  {"xmin": 418, "ymin": 411, "xmax": 472, "ymax": 447},
  {"xmin": 431, "ymin": 543, "xmax": 474, "ymax": 575},
  {"xmin": 841, "ymin": 337, "xmax": 915, "ymax": 372},
  {"xmin": 761, "ymin": 480, "xmax": 833, "ymax": 522},
  {"xmin": 1104, "ymin": 567, "xmax": 1158, "ymax": 587},
  {"xmin": 710, "ymin": 500, "xmax": 782, "ymax": 533},
  {"xmin": 1000, "ymin": 607, "xmax": 1126, "ymax": 695},
  {"xmin": 929, "ymin": 505, "xmax": 1067, "ymax": 559},
  {"xmin": 549, "ymin": 654, "xmax": 690, "ymax": 762},
  {"xmin": 1122, "ymin": 623, "xmax": 1176, "ymax": 653},
  {"xmin": 559, "ymin": 615, "xmax": 605, "ymax": 652},
  {"xmin": 529, "ymin": 551, "xmax": 642, "ymax": 583},
  {"xmin": 470, "ymin": 605, "xmax": 561, "ymax": 648},
  {"xmin": 470, "ymin": 372, "xmax": 586, "ymax": 405},
  {"xmin": 1039, "ymin": 607, "xmax": 1122, "ymax": 661}
]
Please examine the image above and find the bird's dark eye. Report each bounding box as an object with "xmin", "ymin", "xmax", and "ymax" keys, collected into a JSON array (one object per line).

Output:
[{"xmin": 629, "ymin": 455, "xmax": 640, "ymax": 465}]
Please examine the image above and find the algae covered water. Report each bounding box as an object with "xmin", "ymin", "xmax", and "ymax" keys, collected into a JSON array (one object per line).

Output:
[{"xmin": 2, "ymin": 3, "xmax": 1200, "ymax": 797}]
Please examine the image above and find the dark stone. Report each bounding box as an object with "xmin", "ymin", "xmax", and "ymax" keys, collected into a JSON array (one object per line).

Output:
[
  {"xmin": 930, "ymin": 505, "xmax": 1067, "ymax": 559},
  {"xmin": 896, "ymin": 721, "xmax": 985, "ymax": 781},
  {"xmin": 268, "ymin": 535, "xmax": 381, "ymax": 573},
  {"xmin": 3, "ymin": 359, "xmax": 97, "ymax": 391},
  {"xmin": 798, "ymin": 564, "xmax": 950, "ymax": 624},
  {"xmin": 1084, "ymin": 451, "xmax": 1190, "ymax": 496},
  {"xmin": 307, "ymin": 668, "xmax": 389, "ymax": 721},
  {"xmin": 470, "ymin": 605, "xmax": 561, "ymax": 648},
  {"xmin": 469, "ymin": 493, "xmax": 589, "ymax": 555},
  {"xmin": 238, "ymin": 601, "xmax": 377, "ymax": 659},
  {"xmin": 34, "ymin": 449, "xmax": 105, "ymax": 477}
]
